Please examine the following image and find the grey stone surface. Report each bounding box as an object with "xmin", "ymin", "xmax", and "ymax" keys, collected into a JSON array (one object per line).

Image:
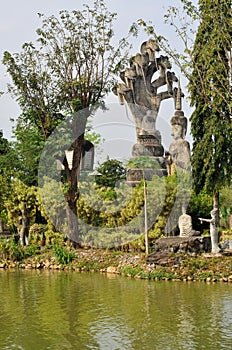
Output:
[
  {"xmin": 147, "ymin": 236, "xmax": 212, "ymax": 266},
  {"xmin": 114, "ymin": 39, "xmax": 180, "ymax": 182},
  {"xmin": 152, "ymin": 236, "xmax": 211, "ymax": 255},
  {"xmin": 221, "ymin": 239, "xmax": 232, "ymax": 250}
]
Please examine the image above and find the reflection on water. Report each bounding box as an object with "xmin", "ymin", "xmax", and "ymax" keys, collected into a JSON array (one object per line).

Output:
[{"xmin": 0, "ymin": 270, "xmax": 232, "ymax": 350}]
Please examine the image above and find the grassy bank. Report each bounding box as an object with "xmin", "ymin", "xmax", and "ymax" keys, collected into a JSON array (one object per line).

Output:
[{"xmin": 0, "ymin": 238, "xmax": 232, "ymax": 282}]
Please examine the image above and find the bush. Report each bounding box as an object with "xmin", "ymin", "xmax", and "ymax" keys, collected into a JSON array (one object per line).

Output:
[
  {"xmin": 29, "ymin": 223, "xmax": 47, "ymax": 244},
  {"xmin": 45, "ymin": 230, "xmax": 66, "ymax": 246},
  {"xmin": 53, "ymin": 244, "xmax": 76, "ymax": 265},
  {"xmin": 0, "ymin": 238, "xmax": 24, "ymax": 261},
  {"xmin": 24, "ymin": 244, "xmax": 41, "ymax": 258}
]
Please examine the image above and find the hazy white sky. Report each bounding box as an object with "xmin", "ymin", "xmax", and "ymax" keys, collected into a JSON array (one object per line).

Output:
[{"xmin": 0, "ymin": 0, "xmax": 195, "ymax": 162}]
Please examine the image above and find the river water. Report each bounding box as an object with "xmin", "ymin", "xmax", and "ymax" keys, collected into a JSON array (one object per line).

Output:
[{"xmin": 0, "ymin": 270, "xmax": 232, "ymax": 350}]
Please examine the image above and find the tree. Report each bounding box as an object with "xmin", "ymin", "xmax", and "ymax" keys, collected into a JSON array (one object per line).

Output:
[
  {"xmin": 11, "ymin": 118, "xmax": 46, "ymax": 186},
  {"xmin": 3, "ymin": 0, "xmax": 130, "ymax": 244},
  {"xmin": 95, "ymin": 159, "xmax": 126, "ymax": 188},
  {"xmin": 188, "ymin": 0, "xmax": 232, "ymax": 181},
  {"xmin": 0, "ymin": 174, "xmax": 9, "ymax": 233},
  {"xmin": 5, "ymin": 179, "xmax": 38, "ymax": 245},
  {"xmin": 0, "ymin": 130, "xmax": 9, "ymax": 156},
  {"xmin": 188, "ymin": 0, "xmax": 232, "ymax": 252}
]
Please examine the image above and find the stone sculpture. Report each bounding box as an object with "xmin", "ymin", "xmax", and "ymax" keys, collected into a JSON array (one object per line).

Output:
[
  {"xmin": 178, "ymin": 207, "xmax": 199, "ymax": 237},
  {"xmin": 168, "ymin": 81, "xmax": 191, "ymax": 174},
  {"xmin": 199, "ymin": 209, "xmax": 221, "ymax": 253},
  {"xmin": 113, "ymin": 39, "xmax": 179, "ymax": 183},
  {"xmin": 178, "ymin": 210, "xmax": 193, "ymax": 237}
]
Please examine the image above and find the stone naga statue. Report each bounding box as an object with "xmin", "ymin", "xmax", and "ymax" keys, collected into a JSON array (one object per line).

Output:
[{"xmin": 113, "ymin": 39, "xmax": 178, "ymax": 149}]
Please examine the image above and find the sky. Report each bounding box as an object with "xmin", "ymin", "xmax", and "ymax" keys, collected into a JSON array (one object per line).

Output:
[{"xmin": 0, "ymin": 0, "xmax": 196, "ymax": 163}]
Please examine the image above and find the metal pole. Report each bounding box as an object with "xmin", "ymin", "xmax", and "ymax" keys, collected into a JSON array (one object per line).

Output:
[{"xmin": 143, "ymin": 171, "xmax": 149, "ymax": 255}]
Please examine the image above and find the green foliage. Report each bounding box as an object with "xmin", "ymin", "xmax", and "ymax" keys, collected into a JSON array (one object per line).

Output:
[
  {"xmin": 11, "ymin": 118, "xmax": 46, "ymax": 186},
  {"xmin": 3, "ymin": 0, "xmax": 130, "ymax": 135},
  {"xmin": 78, "ymin": 174, "xmax": 176, "ymax": 248},
  {"xmin": 188, "ymin": 0, "xmax": 232, "ymax": 195},
  {"xmin": 219, "ymin": 186, "xmax": 232, "ymax": 228},
  {"xmin": 188, "ymin": 189, "xmax": 213, "ymax": 230},
  {"xmin": 4, "ymin": 179, "xmax": 38, "ymax": 232},
  {"xmin": 0, "ymin": 174, "xmax": 9, "ymax": 222},
  {"xmin": 38, "ymin": 177, "xmax": 67, "ymax": 233},
  {"xmin": 29, "ymin": 223, "xmax": 47, "ymax": 243},
  {"xmin": 44, "ymin": 229, "xmax": 66, "ymax": 246},
  {"xmin": 0, "ymin": 237, "xmax": 42, "ymax": 262},
  {"xmin": 119, "ymin": 265, "xmax": 143, "ymax": 276},
  {"xmin": 0, "ymin": 131, "xmax": 18, "ymax": 185},
  {"xmin": 24, "ymin": 244, "xmax": 41, "ymax": 258},
  {"xmin": 0, "ymin": 130, "xmax": 9, "ymax": 156},
  {"xmin": 0, "ymin": 238, "xmax": 24, "ymax": 262},
  {"xmin": 127, "ymin": 155, "xmax": 161, "ymax": 170},
  {"xmin": 53, "ymin": 244, "xmax": 76, "ymax": 265},
  {"xmin": 149, "ymin": 174, "xmax": 178, "ymax": 237},
  {"xmin": 95, "ymin": 159, "xmax": 126, "ymax": 189}
]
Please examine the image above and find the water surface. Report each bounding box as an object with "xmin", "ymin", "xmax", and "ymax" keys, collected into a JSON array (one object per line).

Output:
[{"xmin": 0, "ymin": 270, "xmax": 232, "ymax": 349}]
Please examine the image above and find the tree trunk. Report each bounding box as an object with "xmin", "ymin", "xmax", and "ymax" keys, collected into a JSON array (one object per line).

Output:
[
  {"xmin": 64, "ymin": 133, "xmax": 85, "ymax": 246},
  {"xmin": 213, "ymin": 191, "xmax": 220, "ymax": 226},
  {"xmin": 211, "ymin": 192, "xmax": 220, "ymax": 253},
  {"xmin": 63, "ymin": 111, "xmax": 89, "ymax": 245},
  {"xmin": 65, "ymin": 202, "xmax": 79, "ymax": 247},
  {"xmin": 0, "ymin": 219, "xmax": 3, "ymax": 234},
  {"xmin": 19, "ymin": 204, "xmax": 29, "ymax": 246}
]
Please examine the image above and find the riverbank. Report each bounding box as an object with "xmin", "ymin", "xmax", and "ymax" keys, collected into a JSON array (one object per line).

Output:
[{"xmin": 1, "ymin": 245, "xmax": 232, "ymax": 282}]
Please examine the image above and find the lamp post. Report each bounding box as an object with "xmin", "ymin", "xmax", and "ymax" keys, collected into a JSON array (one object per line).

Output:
[{"xmin": 65, "ymin": 149, "xmax": 74, "ymax": 170}]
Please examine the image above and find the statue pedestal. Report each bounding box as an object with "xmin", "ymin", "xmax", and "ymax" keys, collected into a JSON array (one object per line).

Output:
[{"xmin": 127, "ymin": 134, "xmax": 167, "ymax": 186}]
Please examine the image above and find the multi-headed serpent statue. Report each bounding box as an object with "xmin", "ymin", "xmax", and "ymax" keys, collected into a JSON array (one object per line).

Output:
[{"xmin": 113, "ymin": 39, "xmax": 189, "ymax": 184}]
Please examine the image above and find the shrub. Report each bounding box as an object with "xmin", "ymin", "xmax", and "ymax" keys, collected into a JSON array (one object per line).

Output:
[
  {"xmin": 53, "ymin": 244, "xmax": 76, "ymax": 265},
  {"xmin": 0, "ymin": 238, "xmax": 24, "ymax": 261},
  {"xmin": 29, "ymin": 223, "xmax": 47, "ymax": 244}
]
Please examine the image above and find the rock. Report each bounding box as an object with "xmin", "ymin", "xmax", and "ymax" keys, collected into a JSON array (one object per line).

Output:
[
  {"xmin": 44, "ymin": 261, "xmax": 51, "ymax": 268},
  {"xmin": 156, "ymin": 236, "xmax": 211, "ymax": 253},
  {"xmin": 221, "ymin": 239, "xmax": 232, "ymax": 250},
  {"xmin": 25, "ymin": 264, "xmax": 33, "ymax": 269},
  {"xmin": 106, "ymin": 266, "xmax": 118, "ymax": 274},
  {"xmin": 147, "ymin": 236, "xmax": 211, "ymax": 266},
  {"xmin": 202, "ymin": 253, "xmax": 222, "ymax": 258}
]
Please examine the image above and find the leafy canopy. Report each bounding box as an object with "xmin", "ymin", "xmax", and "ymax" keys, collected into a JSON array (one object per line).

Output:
[{"xmin": 3, "ymin": 0, "xmax": 130, "ymax": 140}]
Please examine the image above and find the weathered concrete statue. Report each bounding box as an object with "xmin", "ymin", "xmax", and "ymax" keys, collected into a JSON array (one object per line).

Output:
[
  {"xmin": 113, "ymin": 39, "xmax": 179, "ymax": 183},
  {"xmin": 178, "ymin": 206, "xmax": 199, "ymax": 237},
  {"xmin": 168, "ymin": 81, "xmax": 191, "ymax": 174},
  {"xmin": 178, "ymin": 208, "xmax": 193, "ymax": 237},
  {"xmin": 199, "ymin": 209, "xmax": 221, "ymax": 253}
]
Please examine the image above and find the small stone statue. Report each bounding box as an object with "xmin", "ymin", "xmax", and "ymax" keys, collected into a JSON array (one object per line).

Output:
[
  {"xmin": 178, "ymin": 214, "xmax": 193, "ymax": 237},
  {"xmin": 199, "ymin": 209, "xmax": 220, "ymax": 253},
  {"xmin": 178, "ymin": 207, "xmax": 193, "ymax": 237}
]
